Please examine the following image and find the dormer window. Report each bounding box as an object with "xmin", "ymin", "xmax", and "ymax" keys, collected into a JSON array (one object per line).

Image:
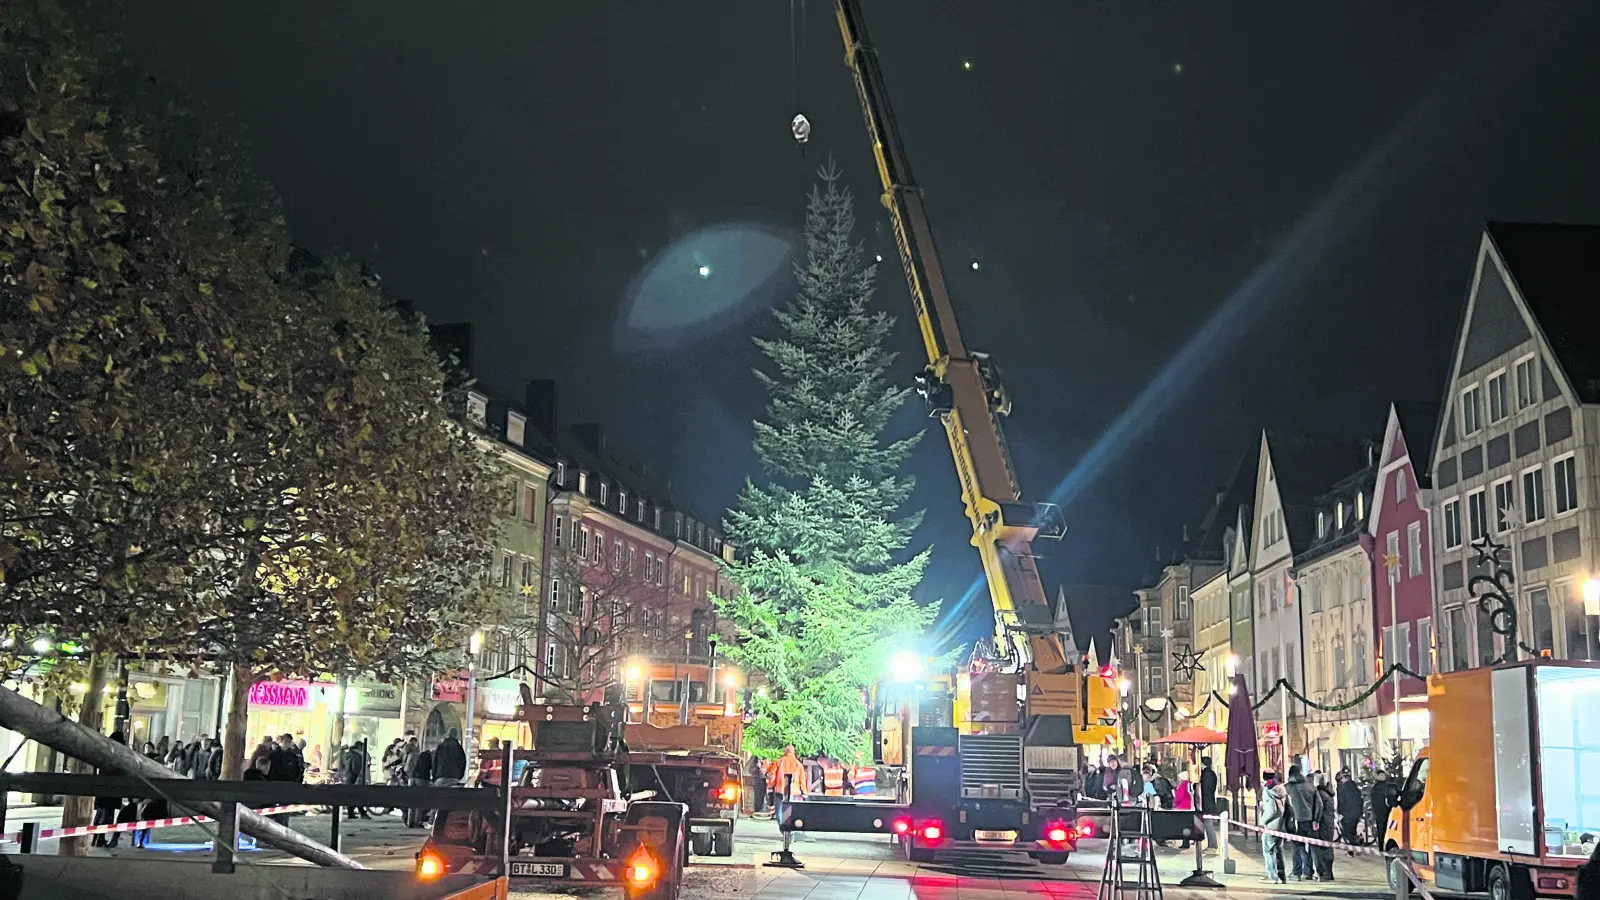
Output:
[
  {"xmin": 1355, "ymin": 492, "xmax": 1365, "ymax": 521},
  {"xmin": 636, "ymin": 499, "xmax": 645, "ymax": 522},
  {"xmin": 578, "ymin": 471, "xmax": 589, "ymax": 494},
  {"xmin": 654, "ymin": 508, "xmax": 663, "ymax": 530},
  {"xmin": 599, "ymin": 482, "xmax": 609, "ymax": 505},
  {"xmin": 1335, "ymin": 501, "xmax": 1346, "ymax": 529},
  {"xmin": 556, "ymin": 461, "xmax": 567, "ymax": 486},
  {"xmin": 506, "ymin": 411, "xmax": 526, "ymax": 447},
  {"xmin": 466, "ymin": 392, "xmax": 488, "ymax": 428},
  {"xmin": 619, "ymin": 490, "xmax": 628, "ymax": 512},
  {"xmin": 1317, "ymin": 511, "xmax": 1327, "ymax": 538}
]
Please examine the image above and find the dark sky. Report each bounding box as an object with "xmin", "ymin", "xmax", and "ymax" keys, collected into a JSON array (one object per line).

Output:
[{"xmin": 111, "ymin": 0, "xmax": 1600, "ymax": 652}]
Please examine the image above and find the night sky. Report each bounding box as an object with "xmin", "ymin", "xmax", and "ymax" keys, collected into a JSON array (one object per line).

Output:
[{"xmin": 109, "ymin": 1, "xmax": 1600, "ymax": 651}]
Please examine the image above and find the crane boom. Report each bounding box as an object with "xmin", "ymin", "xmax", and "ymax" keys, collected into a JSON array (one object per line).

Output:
[{"xmin": 832, "ymin": 0, "xmax": 1078, "ymax": 714}]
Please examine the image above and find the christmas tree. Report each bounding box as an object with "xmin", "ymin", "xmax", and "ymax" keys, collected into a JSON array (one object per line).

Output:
[{"xmin": 722, "ymin": 163, "xmax": 938, "ymax": 763}]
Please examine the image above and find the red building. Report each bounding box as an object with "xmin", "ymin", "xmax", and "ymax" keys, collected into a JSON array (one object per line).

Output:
[{"xmin": 1365, "ymin": 402, "xmax": 1439, "ymax": 755}]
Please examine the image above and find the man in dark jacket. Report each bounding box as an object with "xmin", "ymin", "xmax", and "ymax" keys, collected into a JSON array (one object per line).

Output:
[
  {"xmin": 1336, "ymin": 770, "xmax": 1364, "ymax": 845},
  {"xmin": 432, "ymin": 729, "xmax": 468, "ymax": 784},
  {"xmin": 1199, "ymin": 756, "xmax": 1220, "ymax": 849},
  {"xmin": 1284, "ymin": 765, "xmax": 1321, "ymax": 880},
  {"xmin": 404, "ymin": 741, "xmax": 433, "ymax": 828},
  {"xmin": 341, "ymin": 741, "xmax": 371, "ymax": 819},
  {"xmin": 1370, "ymin": 770, "xmax": 1399, "ymax": 842}
]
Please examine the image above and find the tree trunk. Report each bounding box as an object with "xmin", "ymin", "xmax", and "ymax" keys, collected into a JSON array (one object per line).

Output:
[
  {"xmin": 220, "ymin": 662, "xmax": 252, "ymax": 781},
  {"xmin": 329, "ymin": 671, "xmax": 348, "ymax": 757},
  {"xmin": 57, "ymin": 655, "xmax": 109, "ymax": 857},
  {"xmin": 0, "ymin": 684, "xmax": 362, "ymax": 869}
]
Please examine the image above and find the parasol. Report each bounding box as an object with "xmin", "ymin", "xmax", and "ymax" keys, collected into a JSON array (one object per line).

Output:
[
  {"xmin": 1152, "ymin": 725, "xmax": 1227, "ymax": 745},
  {"xmin": 1224, "ymin": 672, "xmax": 1260, "ymax": 793}
]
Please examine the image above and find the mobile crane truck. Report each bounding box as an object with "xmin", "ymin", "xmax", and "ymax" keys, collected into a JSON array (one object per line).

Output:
[{"xmin": 772, "ymin": 0, "xmax": 1094, "ymax": 866}]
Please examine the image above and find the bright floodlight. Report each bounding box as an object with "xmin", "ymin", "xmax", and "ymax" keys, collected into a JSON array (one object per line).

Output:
[
  {"xmin": 625, "ymin": 661, "xmax": 644, "ymax": 683},
  {"xmin": 30, "ymin": 638, "xmax": 51, "ymax": 654},
  {"xmin": 1117, "ymin": 677, "xmax": 1131, "ymax": 696},
  {"xmin": 468, "ymin": 631, "xmax": 483, "ymax": 655},
  {"xmin": 1225, "ymin": 654, "xmax": 1240, "ymax": 677},
  {"xmin": 697, "ymin": 265, "xmax": 712, "ymax": 279},
  {"xmin": 1586, "ymin": 578, "xmax": 1600, "ymax": 616},
  {"xmin": 888, "ymin": 650, "xmax": 924, "ymax": 682}
]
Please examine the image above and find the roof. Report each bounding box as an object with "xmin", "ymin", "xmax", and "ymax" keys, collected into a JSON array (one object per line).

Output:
[
  {"xmin": 1187, "ymin": 448, "xmax": 1258, "ymax": 564},
  {"xmin": 1263, "ymin": 430, "xmax": 1377, "ymax": 553},
  {"xmin": 1484, "ymin": 222, "xmax": 1600, "ymax": 404},
  {"xmin": 1389, "ymin": 401, "xmax": 1440, "ymax": 487}
]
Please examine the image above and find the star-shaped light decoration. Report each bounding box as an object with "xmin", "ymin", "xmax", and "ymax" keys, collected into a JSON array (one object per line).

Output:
[
  {"xmin": 520, "ymin": 584, "xmax": 536, "ymax": 597},
  {"xmin": 1160, "ymin": 627, "xmax": 1175, "ymax": 640},
  {"xmin": 1472, "ymin": 533, "xmax": 1506, "ymax": 570},
  {"xmin": 1172, "ymin": 644, "xmax": 1204, "ymax": 685}
]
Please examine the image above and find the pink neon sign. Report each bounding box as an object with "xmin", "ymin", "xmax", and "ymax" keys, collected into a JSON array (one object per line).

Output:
[{"xmin": 248, "ymin": 681, "xmax": 311, "ymax": 708}]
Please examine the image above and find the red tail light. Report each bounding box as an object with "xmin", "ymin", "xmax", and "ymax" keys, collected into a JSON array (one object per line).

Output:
[
  {"xmin": 624, "ymin": 845, "xmax": 659, "ymax": 886},
  {"xmin": 891, "ymin": 816, "xmax": 912, "ymax": 834},
  {"xmin": 1046, "ymin": 825, "xmax": 1070, "ymax": 843},
  {"xmin": 1078, "ymin": 821, "xmax": 1095, "ymax": 837},
  {"xmin": 716, "ymin": 782, "xmax": 740, "ymax": 803},
  {"xmin": 920, "ymin": 821, "xmax": 944, "ymax": 842}
]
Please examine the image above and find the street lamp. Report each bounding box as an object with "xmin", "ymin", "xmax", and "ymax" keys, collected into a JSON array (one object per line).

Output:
[
  {"xmin": 1118, "ymin": 678, "xmax": 1131, "ymax": 697},
  {"xmin": 1225, "ymin": 654, "xmax": 1239, "ymax": 678},
  {"xmin": 1584, "ymin": 579, "xmax": 1600, "ymax": 658},
  {"xmin": 463, "ymin": 631, "xmax": 483, "ymax": 764},
  {"xmin": 888, "ymin": 650, "xmax": 925, "ymax": 683}
]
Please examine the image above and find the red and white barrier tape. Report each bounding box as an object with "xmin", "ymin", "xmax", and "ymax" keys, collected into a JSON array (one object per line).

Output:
[
  {"xmin": 0, "ymin": 804, "xmax": 320, "ymax": 844},
  {"xmin": 1201, "ymin": 813, "xmax": 1383, "ymax": 855}
]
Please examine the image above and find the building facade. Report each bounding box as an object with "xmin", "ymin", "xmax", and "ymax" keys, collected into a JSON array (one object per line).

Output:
[
  {"xmin": 1432, "ymin": 224, "xmax": 1600, "ymax": 669},
  {"xmin": 1367, "ymin": 403, "xmax": 1438, "ymax": 755},
  {"xmin": 1190, "ymin": 567, "xmax": 1232, "ymax": 734},
  {"xmin": 1297, "ymin": 464, "xmax": 1379, "ymax": 775}
]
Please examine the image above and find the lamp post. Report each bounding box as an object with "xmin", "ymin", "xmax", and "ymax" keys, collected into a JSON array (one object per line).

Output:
[
  {"xmin": 464, "ymin": 631, "xmax": 482, "ymax": 760},
  {"xmin": 1118, "ymin": 678, "xmax": 1131, "ymax": 755}
]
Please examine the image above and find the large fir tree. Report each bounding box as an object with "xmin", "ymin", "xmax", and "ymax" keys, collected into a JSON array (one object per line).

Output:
[{"xmin": 721, "ymin": 164, "xmax": 937, "ymax": 763}]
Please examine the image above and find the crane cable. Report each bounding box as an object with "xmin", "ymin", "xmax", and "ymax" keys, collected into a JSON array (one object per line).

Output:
[{"xmin": 789, "ymin": 0, "xmax": 812, "ymax": 152}]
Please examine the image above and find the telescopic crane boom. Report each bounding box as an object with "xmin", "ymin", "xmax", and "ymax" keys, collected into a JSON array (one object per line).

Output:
[{"xmin": 832, "ymin": 0, "xmax": 1082, "ymax": 723}]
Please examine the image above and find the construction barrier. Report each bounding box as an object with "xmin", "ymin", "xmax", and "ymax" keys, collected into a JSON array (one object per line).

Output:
[
  {"xmin": 1201, "ymin": 812, "xmax": 1383, "ymax": 856},
  {"xmin": 0, "ymin": 804, "xmax": 321, "ymax": 844}
]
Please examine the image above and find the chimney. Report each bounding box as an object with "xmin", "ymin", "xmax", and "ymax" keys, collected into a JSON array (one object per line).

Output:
[
  {"xmin": 573, "ymin": 422, "xmax": 605, "ymax": 456},
  {"xmin": 524, "ymin": 379, "xmax": 558, "ymax": 442}
]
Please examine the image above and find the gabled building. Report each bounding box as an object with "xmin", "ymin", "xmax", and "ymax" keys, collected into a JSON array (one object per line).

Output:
[
  {"xmin": 1226, "ymin": 504, "xmax": 1255, "ymax": 694},
  {"xmin": 1431, "ymin": 224, "xmax": 1600, "ymax": 667},
  {"xmin": 1367, "ymin": 402, "xmax": 1439, "ymax": 758},
  {"xmin": 1247, "ymin": 430, "xmax": 1375, "ymax": 771},
  {"xmin": 1296, "ymin": 450, "xmax": 1380, "ymax": 774}
]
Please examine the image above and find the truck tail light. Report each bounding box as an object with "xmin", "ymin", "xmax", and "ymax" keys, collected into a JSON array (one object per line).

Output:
[
  {"xmin": 717, "ymin": 782, "xmax": 740, "ymax": 803},
  {"xmin": 891, "ymin": 816, "xmax": 912, "ymax": 834},
  {"xmin": 625, "ymin": 846, "xmax": 659, "ymax": 886},
  {"xmin": 417, "ymin": 850, "xmax": 446, "ymax": 880},
  {"xmin": 920, "ymin": 820, "xmax": 945, "ymax": 843},
  {"xmin": 1046, "ymin": 824, "xmax": 1070, "ymax": 843}
]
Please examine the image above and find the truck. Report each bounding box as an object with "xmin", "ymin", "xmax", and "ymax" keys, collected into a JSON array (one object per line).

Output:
[
  {"xmin": 1384, "ymin": 659, "xmax": 1600, "ymax": 900},
  {"xmin": 625, "ymin": 720, "xmax": 743, "ymax": 857}
]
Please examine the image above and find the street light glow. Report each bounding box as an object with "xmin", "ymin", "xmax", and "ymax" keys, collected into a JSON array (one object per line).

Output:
[
  {"xmin": 888, "ymin": 650, "xmax": 924, "ymax": 682},
  {"xmin": 30, "ymin": 638, "xmax": 51, "ymax": 655},
  {"xmin": 1117, "ymin": 678, "xmax": 1131, "ymax": 697},
  {"xmin": 625, "ymin": 661, "xmax": 644, "ymax": 683},
  {"xmin": 1225, "ymin": 654, "xmax": 1239, "ymax": 677},
  {"xmin": 468, "ymin": 631, "xmax": 483, "ymax": 655},
  {"xmin": 1585, "ymin": 578, "xmax": 1600, "ymax": 616}
]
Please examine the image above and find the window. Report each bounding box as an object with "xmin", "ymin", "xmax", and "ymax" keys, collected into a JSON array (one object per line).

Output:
[
  {"xmin": 1443, "ymin": 498, "xmax": 1462, "ymax": 550},
  {"xmin": 553, "ymin": 516, "xmax": 564, "ymax": 547},
  {"xmin": 578, "ymin": 471, "xmax": 588, "ymax": 494},
  {"xmin": 1332, "ymin": 641, "xmax": 1347, "ymax": 687},
  {"xmin": 599, "ymin": 482, "xmax": 609, "ymax": 505},
  {"xmin": 1461, "ymin": 384, "xmax": 1482, "ymax": 435},
  {"xmin": 521, "ymin": 558, "xmax": 535, "ymax": 589},
  {"xmin": 1386, "ymin": 530, "xmax": 1401, "ymax": 578},
  {"xmin": 1356, "ymin": 491, "xmax": 1365, "ymax": 521},
  {"xmin": 1523, "ymin": 467, "xmax": 1547, "ymax": 524},
  {"xmin": 1447, "ymin": 606, "xmax": 1470, "ymax": 671},
  {"xmin": 1408, "ymin": 522, "xmax": 1422, "ymax": 577},
  {"xmin": 653, "ymin": 509, "xmax": 662, "ymax": 530},
  {"xmin": 619, "ymin": 490, "xmax": 627, "ymax": 512},
  {"xmin": 544, "ymin": 642, "xmax": 555, "ymax": 678},
  {"xmin": 1553, "ymin": 455, "xmax": 1578, "ymax": 516},
  {"xmin": 523, "ymin": 485, "xmax": 537, "ymax": 522},
  {"xmin": 1467, "ymin": 489, "xmax": 1488, "ymax": 542},
  {"xmin": 1395, "ymin": 470, "xmax": 1408, "ymax": 504},
  {"xmin": 1564, "ymin": 582, "xmax": 1594, "ymax": 661},
  {"xmin": 579, "ymin": 526, "xmax": 589, "ymax": 557},
  {"xmin": 613, "ymin": 541, "xmax": 623, "ymax": 571},
  {"xmin": 1493, "ymin": 479, "xmax": 1515, "ymax": 533},
  {"xmin": 1382, "ymin": 625, "xmax": 1395, "ymax": 674},
  {"xmin": 1147, "ymin": 606, "xmax": 1162, "ymax": 633},
  {"xmin": 1487, "ymin": 370, "xmax": 1509, "ymax": 422},
  {"xmin": 1416, "ymin": 617, "xmax": 1433, "ymax": 676},
  {"xmin": 627, "ymin": 545, "xmax": 637, "ymax": 575},
  {"xmin": 1317, "ymin": 511, "xmax": 1327, "ymax": 538},
  {"xmin": 637, "ymin": 499, "xmax": 645, "ymax": 522},
  {"xmin": 1530, "ymin": 588, "xmax": 1553, "ymax": 655},
  {"xmin": 1177, "ymin": 586, "xmax": 1190, "ymax": 620},
  {"xmin": 593, "ymin": 533, "xmax": 604, "ymax": 565},
  {"xmin": 1515, "ymin": 354, "xmax": 1538, "ymax": 410},
  {"xmin": 500, "ymin": 554, "xmax": 513, "ymax": 588},
  {"xmin": 556, "ymin": 461, "xmax": 567, "ymax": 486},
  {"xmin": 1336, "ymin": 501, "xmax": 1346, "ymax": 530},
  {"xmin": 549, "ymin": 578, "xmax": 562, "ymax": 612},
  {"xmin": 1351, "ymin": 631, "xmax": 1367, "ymax": 686},
  {"xmin": 1397, "ymin": 622, "xmax": 1412, "ymax": 673},
  {"xmin": 1476, "ymin": 606, "xmax": 1497, "ymax": 667}
]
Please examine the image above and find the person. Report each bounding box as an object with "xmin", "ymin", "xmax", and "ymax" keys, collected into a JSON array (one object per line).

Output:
[
  {"xmin": 1259, "ymin": 773, "xmax": 1288, "ymax": 884},
  {"xmin": 432, "ymin": 728, "xmax": 468, "ymax": 785},
  {"xmin": 341, "ymin": 741, "xmax": 371, "ymax": 819},
  {"xmin": 487, "ymin": 737, "xmax": 501, "ymax": 753},
  {"xmin": 769, "ymin": 745, "xmax": 807, "ymax": 826},
  {"xmin": 1102, "ymin": 755, "xmax": 1122, "ymax": 801},
  {"xmin": 243, "ymin": 753, "xmax": 271, "ymax": 781},
  {"xmin": 141, "ymin": 741, "xmax": 159, "ymax": 761},
  {"xmin": 1370, "ymin": 770, "xmax": 1399, "ymax": 842},
  {"xmin": 205, "ymin": 735, "xmax": 224, "ymax": 780},
  {"xmin": 1313, "ymin": 772, "xmax": 1337, "ymax": 881},
  {"xmin": 1284, "ymin": 764, "xmax": 1319, "ymax": 880},
  {"xmin": 91, "ymin": 730, "xmax": 126, "ymax": 848},
  {"xmin": 269, "ymin": 734, "xmax": 303, "ymax": 783},
  {"xmin": 746, "ymin": 752, "xmax": 768, "ymax": 816},
  {"xmin": 1143, "ymin": 764, "xmax": 1174, "ymax": 809},
  {"xmin": 133, "ymin": 793, "xmax": 168, "ymax": 848},
  {"xmin": 1578, "ymin": 839, "xmax": 1600, "ymax": 900},
  {"xmin": 404, "ymin": 739, "xmax": 432, "ymax": 829},
  {"xmin": 1083, "ymin": 765, "xmax": 1104, "ymax": 801},
  {"xmin": 1174, "ymin": 771, "xmax": 1195, "ymax": 850},
  {"xmin": 156, "ymin": 735, "xmax": 171, "ymax": 760},
  {"xmin": 1199, "ymin": 755, "xmax": 1221, "ymax": 850},
  {"xmin": 849, "ymin": 763, "xmax": 876, "ymax": 796},
  {"xmin": 1336, "ymin": 770, "xmax": 1364, "ymax": 846},
  {"xmin": 820, "ymin": 755, "xmax": 845, "ymax": 796}
]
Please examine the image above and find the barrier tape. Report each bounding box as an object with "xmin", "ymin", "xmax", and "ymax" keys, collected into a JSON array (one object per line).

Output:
[
  {"xmin": 0, "ymin": 804, "xmax": 320, "ymax": 844},
  {"xmin": 1201, "ymin": 813, "xmax": 1384, "ymax": 855}
]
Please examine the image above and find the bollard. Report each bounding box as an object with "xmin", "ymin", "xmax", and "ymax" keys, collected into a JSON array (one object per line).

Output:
[
  {"xmin": 211, "ymin": 801, "xmax": 239, "ymax": 874},
  {"xmin": 18, "ymin": 821, "xmax": 38, "ymax": 854},
  {"xmin": 329, "ymin": 804, "xmax": 342, "ymax": 854},
  {"xmin": 1221, "ymin": 810, "xmax": 1234, "ymax": 874}
]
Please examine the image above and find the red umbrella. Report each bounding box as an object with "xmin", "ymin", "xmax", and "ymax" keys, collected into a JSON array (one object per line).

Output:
[
  {"xmin": 1153, "ymin": 725, "xmax": 1227, "ymax": 746},
  {"xmin": 1224, "ymin": 672, "xmax": 1260, "ymax": 793}
]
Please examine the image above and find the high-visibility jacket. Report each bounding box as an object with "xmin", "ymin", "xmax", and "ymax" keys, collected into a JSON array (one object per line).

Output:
[
  {"xmin": 849, "ymin": 766, "xmax": 876, "ymax": 795},
  {"xmin": 769, "ymin": 753, "xmax": 807, "ymax": 798},
  {"xmin": 822, "ymin": 765, "xmax": 846, "ymax": 796}
]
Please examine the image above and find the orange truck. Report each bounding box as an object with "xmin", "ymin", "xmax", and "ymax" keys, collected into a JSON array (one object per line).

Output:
[{"xmin": 1385, "ymin": 659, "xmax": 1600, "ymax": 900}]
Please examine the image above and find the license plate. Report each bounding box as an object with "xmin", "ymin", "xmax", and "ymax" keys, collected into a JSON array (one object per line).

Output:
[
  {"xmin": 510, "ymin": 862, "xmax": 567, "ymax": 877},
  {"xmin": 975, "ymin": 830, "xmax": 1017, "ymax": 842}
]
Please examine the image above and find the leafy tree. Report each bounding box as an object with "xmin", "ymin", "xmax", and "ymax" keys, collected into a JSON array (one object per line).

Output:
[
  {"xmin": 0, "ymin": 0, "xmax": 501, "ymax": 781},
  {"xmin": 720, "ymin": 164, "xmax": 938, "ymax": 763}
]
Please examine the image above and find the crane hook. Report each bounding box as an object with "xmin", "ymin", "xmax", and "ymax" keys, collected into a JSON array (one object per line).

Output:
[{"xmin": 791, "ymin": 113, "xmax": 812, "ymax": 157}]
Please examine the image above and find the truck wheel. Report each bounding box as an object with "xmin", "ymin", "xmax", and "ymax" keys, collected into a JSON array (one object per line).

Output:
[
  {"xmin": 1487, "ymin": 864, "xmax": 1533, "ymax": 900},
  {"xmin": 690, "ymin": 831, "xmax": 713, "ymax": 857},
  {"xmin": 1033, "ymin": 851, "xmax": 1070, "ymax": 866},
  {"xmin": 1387, "ymin": 855, "xmax": 1413, "ymax": 899},
  {"xmin": 711, "ymin": 829, "xmax": 734, "ymax": 857}
]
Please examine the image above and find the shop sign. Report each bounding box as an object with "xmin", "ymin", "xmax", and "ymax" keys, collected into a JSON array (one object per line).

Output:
[
  {"xmin": 249, "ymin": 680, "xmax": 313, "ymax": 709},
  {"xmin": 480, "ymin": 679, "xmax": 523, "ymax": 718},
  {"xmin": 344, "ymin": 683, "xmax": 402, "ymax": 715},
  {"xmin": 432, "ymin": 670, "xmax": 469, "ymax": 703}
]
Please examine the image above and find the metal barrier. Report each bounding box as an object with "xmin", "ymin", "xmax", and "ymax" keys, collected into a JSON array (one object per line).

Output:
[{"xmin": 0, "ymin": 772, "xmax": 499, "ymax": 873}]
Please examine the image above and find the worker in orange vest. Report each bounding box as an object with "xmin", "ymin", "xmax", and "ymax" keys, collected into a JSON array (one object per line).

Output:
[
  {"xmin": 849, "ymin": 764, "xmax": 876, "ymax": 796},
  {"xmin": 821, "ymin": 755, "xmax": 846, "ymax": 796},
  {"xmin": 768, "ymin": 745, "xmax": 807, "ymax": 824}
]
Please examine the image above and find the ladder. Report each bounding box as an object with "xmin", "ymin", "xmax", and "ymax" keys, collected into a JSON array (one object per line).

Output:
[{"xmin": 1098, "ymin": 802, "xmax": 1163, "ymax": 900}]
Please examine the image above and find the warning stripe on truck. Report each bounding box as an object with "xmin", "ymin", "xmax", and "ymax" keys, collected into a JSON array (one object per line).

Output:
[{"xmin": 916, "ymin": 746, "xmax": 956, "ymax": 756}]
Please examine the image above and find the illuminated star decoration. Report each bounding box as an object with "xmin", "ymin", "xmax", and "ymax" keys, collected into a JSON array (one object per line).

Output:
[
  {"xmin": 520, "ymin": 584, "xmax": 536, "ymax": 597},
  {"xmin": 1172, "ymin": 644, "xmax": 1204, "ymax": 685},
  {"xmin": 1471, "ymin": 533, "xmax": 1506, "ymax": 570}
]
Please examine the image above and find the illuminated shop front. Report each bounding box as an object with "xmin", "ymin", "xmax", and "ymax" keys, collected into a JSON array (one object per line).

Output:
[
  {"xmin": 337, "ymin": 681, "xmax": 406, "ymax": 756},
  {"xmin": 477, "ymin": 678, "xmax": 531, "ymax": 750},
  {"xmin": 245, "ymin": 679, "xmax": 338, "ymax": 770}
]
